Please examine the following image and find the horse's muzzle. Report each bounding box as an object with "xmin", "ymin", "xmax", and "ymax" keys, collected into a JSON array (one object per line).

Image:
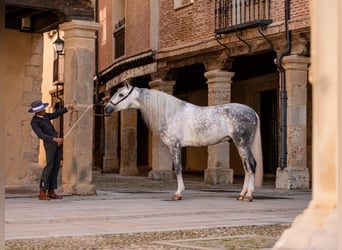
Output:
[{"xmin": 104, "ymin": 104, "xmax": 114, "ymax": 115}]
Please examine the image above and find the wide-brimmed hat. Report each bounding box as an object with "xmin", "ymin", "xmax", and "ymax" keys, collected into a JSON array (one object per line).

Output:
[{"xmin": 28, "ymin": 100, "xmax": 49, "ymax": 113}]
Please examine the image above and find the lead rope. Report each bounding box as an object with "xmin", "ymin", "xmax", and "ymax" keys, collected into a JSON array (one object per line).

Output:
[{"xmin": 63, "ymin": 104, "xmax": 93, "ymax": 140}]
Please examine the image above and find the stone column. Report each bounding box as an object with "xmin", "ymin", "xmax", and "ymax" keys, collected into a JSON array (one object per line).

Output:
[
  {"xmin": 119, "ymin": 109, "xmax": 139, "ymax": 176},
  {"xmin": 276, "ymin": 55, "xmax": 310, "ymax": 189},
  {"xmin": 0, "ymin": 3, "xmax": 5, "ymax": 246},
  {"xmin": 60, "ymin": 20, "xmax": 99, "ymax": 195},
  {"xmin": 274, "ymin": 0, "xmax": 339, "ymax": 247},
  {"xmin": 102, "ymin": 112, "xmax": 119, "ymax": 173},
  {"xmin": 204, "ymin": 70, "xmax": 234, "ymax": 184},
  {"xmin": 147, "ymin": 79, "xmax": 176, "ymax": 180}
]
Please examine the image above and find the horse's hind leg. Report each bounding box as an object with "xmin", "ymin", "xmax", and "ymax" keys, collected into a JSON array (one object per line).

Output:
[
  {"xmin": 174, "ymin": 173, "xmax": 184, "ymax": 200},
  {"xmin": 244, "ymin": 170, "xmax": 255, "ymax": 202},
  {"xmin": 238, "ymin": 169, "xmax": 249, "ymax": 200},
  {"xmin": 237, "ymin": 146, "xmax": 256, "ymax": 202},
  {"xmin": 170, "ymin": 145, "xmax": 184, "ymax": 200}
]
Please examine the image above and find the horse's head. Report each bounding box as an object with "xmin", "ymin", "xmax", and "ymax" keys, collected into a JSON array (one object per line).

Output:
[{"xmin": 104, "ymin": 84, "xmax": 136, "ymax": 115}]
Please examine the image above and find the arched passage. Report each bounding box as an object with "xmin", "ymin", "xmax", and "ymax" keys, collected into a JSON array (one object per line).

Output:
[
  {"xmin": 231, "ymin": 51, "xmax": 279, "ymax": 178},
  {"xmin": 173, "ymin": 63, "xmax": 208, "ymax": 173}
]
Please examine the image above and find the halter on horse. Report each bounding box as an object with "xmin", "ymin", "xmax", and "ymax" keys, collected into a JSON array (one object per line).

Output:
[{"xmin": 104, "ymin": 84, "xmax": 263, "ymax": 201}]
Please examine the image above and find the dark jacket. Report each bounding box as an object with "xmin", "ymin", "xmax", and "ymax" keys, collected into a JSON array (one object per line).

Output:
[{"xmin": 31, "ymin": 108, "xmax": 68, "ymax": 143}]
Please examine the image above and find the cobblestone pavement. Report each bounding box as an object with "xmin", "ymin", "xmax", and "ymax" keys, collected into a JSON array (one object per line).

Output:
[
  {"xmin": 5, "ymin": 172, "xmax": 311, "ymax": 249},
  {"xmin": 6, "ymin": 224, "xmax": 289, "ymax": 250}
]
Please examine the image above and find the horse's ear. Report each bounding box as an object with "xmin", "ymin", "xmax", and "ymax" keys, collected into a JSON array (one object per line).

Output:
[{"xmin": 123, "ymin": 79, "xmax": 132, "ymax": 89}]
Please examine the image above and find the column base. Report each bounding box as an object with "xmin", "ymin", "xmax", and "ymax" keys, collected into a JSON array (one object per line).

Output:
[
  {"xmin": 102, "ymin": 156, "xmax": 119, "ymax": 173},
  {"xmin": 61, "ymin": 183, "xmax": 96, "ymax": 195},
  {"xmin": 276, "ymin": 167, "xmax": 310, "ymax": 189},
  {"xmin": 119, "ymin": 166, "xmax": 139, "ymax": 176},
  {"xmin": 148, "ymin": 170, "xmax": 174, "ymax": 181},
  {"xmin": 204, "ymin": 168, "xmax": 233, "ymax": 185},
  {"xmin": 273, "ymin": 203, "xmax": 337, "ymax": 249}
]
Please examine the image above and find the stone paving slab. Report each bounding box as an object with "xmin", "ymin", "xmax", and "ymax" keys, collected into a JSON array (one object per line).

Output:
[
  {"xmin": 5, "ymin": 190, "xmax": 308, "ymax": 240},
  {"xmin": 5, "ymin": 173, "xmax": 312, "ymax": 249}
]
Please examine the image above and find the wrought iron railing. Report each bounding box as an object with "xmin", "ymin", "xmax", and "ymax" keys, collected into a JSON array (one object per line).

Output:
[{"xmin": 215, "ymin": 0, "xmax": 272, "ymax": 34}]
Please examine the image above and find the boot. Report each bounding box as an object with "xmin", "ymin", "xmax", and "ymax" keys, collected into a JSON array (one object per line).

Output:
[
  {"xmin": 47, "ymin": 189, "xmax": 62, "ymax": 199},
  {"xmin": 39, "ymin": 190, "xmax": 50, "ymax": 200}
]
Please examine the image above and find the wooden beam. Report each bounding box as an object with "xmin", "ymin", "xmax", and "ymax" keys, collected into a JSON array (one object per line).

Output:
[
  {"xmin": 5, "ymin": 0, "xmax": 94, "ymax": 22},
  {"xmin": 5, "ymin": 0, "xmax": 94, "ymax": 32},
  {"xmin": 4, "ymin": 0, "xmax": 61, "ymax": 10}
]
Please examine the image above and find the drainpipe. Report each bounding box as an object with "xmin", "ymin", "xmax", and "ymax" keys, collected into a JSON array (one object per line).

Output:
[
  {"xmin": 277, "ymin": 0, "xmax": 291, "ymax": 169},
  {"xmin": 94, "ymin": 0, "xmax": 99, "ymax": 104},
  {"xmin": 55, "ymin": 83, "xmax": 64, "ymax": 137}
]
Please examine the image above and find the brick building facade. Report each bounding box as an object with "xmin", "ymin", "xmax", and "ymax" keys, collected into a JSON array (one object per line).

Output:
[{"xmin": 96, "ymin": 0, "xmax": 311, "ymax": 189}]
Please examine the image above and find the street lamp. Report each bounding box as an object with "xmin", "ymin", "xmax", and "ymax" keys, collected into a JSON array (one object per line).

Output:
[{"xmin": 53, "ymin": 29, "xmax": 64, "ymax": 55}]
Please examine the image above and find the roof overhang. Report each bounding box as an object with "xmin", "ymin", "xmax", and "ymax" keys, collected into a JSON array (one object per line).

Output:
[{"xmin": 5, "ymin": 0, "xmax": 94, "ymax": 33}]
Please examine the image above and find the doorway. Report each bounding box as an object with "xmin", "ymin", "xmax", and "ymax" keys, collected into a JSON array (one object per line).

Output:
[{"xmin": 260, "ymin": 89, "xmax": 278, "ymax": 174}]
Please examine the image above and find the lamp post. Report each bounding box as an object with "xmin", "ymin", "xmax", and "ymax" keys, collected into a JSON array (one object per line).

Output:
[
  {"xmin": 52, "ymin": 29, "xmax": 65, "ymax": 139},
  {"xmin": 53, "ymin": 29, "xmax": 64, "ymax": 55}
]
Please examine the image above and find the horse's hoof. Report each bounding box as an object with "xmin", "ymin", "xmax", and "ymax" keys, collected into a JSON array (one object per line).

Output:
[
  {"xmin": 237, "ymin": 195, "xmax": 244, "ymax": 201},
  {"xmin": 243, "ymin": 196, "xmax": 253, "ymax": 202},
  {"xmin": 172, "ymin": 194, "xmax": 182, "ymax": 201}
]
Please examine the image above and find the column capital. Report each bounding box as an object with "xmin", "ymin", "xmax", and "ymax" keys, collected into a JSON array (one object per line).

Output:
[
  {"xmin": 60, "ymin": 21, "xmax": 99, "ymax": 51},
  {"xmin": 204, "ymin": 70, "xmax": 235, "ymax": 85},
  {"xmin": 60, "ymin": 20, "xmax": 99, "ymax": 38},
  {"xmin": 281, "ymin": 55, "xmax": 310, "ymax": 71}
]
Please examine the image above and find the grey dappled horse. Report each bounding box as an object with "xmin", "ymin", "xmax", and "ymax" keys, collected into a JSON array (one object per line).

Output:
[{"xmin": 104, "ymin": 84, "xmax": 263, "ymax": 201}]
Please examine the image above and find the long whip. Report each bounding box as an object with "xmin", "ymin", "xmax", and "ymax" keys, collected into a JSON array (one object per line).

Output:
[{"xmin": 63, "ymin": 105, "xmax": 93, "ymax": 139}]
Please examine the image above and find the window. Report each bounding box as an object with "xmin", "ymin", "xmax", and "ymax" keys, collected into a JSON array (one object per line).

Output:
[{"xmin": 114, "ymin": 18, "xmax": 125, "ymax": 59}]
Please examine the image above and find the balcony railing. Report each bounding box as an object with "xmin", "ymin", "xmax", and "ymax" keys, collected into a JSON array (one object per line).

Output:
[{"xmin": 215, "ymin": 0, "xmax": 272, "ymax": 34}]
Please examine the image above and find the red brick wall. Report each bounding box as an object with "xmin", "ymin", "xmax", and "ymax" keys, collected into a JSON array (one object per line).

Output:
[
  {"xmin": 98, "ymin": 0, "xmax": 113, "ymax": 72},
  {"xmin": 290, "ymin": 0, "xmax": 310, "ymax": 21},
  {"xmin": 159, "ymin": 0, "xmax": 310, "ymax": 50},
  {"xmin": 272, "ymin": 0, "xmax": 310, "ymax": 22},
  {"xmin": 159, "ymin": 0, "xmax": 215, "ymax": 49},
  {"xmin": 125, "ymin": 0, "xmax": 151, "ymax": 56}
]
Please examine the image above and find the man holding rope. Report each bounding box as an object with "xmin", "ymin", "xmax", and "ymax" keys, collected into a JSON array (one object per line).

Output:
[{"xmin": 28, "ymin": 100, "xmax": 74, "ymax": 200}]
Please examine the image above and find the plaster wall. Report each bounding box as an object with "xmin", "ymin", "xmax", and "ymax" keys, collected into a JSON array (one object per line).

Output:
[
  {"xmin": 4, "ymin": 30, "xmax": 44, "ymax": 186},
  {"xmin": 38, "ymin": 32, "xmax": 61, "ymax": 166}
]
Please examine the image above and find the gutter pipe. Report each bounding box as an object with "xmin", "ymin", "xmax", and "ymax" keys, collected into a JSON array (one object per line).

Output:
[
  {"xmin": 94, "ymin": 0, "xmax": 100, "ymax": 105},
  {"xmin": 277, "ymin": 0, "xmax": 291, "ymax": 169}
]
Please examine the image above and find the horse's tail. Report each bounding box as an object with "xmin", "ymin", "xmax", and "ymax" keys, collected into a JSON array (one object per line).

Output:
[{"xmin": 252, "ymin": 114, "xmax": 263, "ymax": 188}]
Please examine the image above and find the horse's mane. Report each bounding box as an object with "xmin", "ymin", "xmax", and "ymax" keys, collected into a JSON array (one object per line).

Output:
[{"xmin": 137, "ymin": 88, "xmax": 186, "ymax": 132}]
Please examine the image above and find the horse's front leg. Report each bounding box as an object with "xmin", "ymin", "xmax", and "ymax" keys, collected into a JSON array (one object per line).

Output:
[{"xmin": 170, "ymin": 145, "xmax": 184, "ymax": 201}]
